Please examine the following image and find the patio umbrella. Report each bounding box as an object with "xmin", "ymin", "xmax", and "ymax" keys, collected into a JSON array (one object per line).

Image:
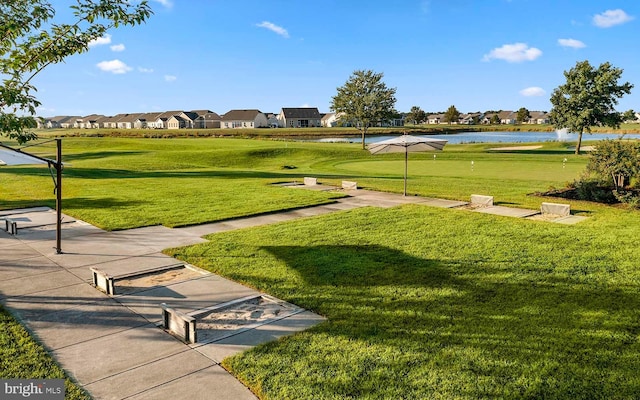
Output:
[
  {"xmin": 367, "ymin": 133, "xmax": 447, "ymax": 196},
  {"xmin": 0, "ymin": 147, "xmax": 49, "ymax": 166}
]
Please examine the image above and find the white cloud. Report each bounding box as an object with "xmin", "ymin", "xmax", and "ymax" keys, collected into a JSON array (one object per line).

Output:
[
  {"xmin": 520, "ymin": 87, "xmax": 546, "ymax": 97},
  {"xmin": 138, "ymin": 67, "xmax": 154, "ymax": 73},
  {"xmin": 96, "ymin": 59, "xmax": 132, "ymax": 74},
  {"xmin": 301, "ymin": 103, "xmax": 310, "ymax": 108},
  {"xmin": 482, "ymin": 43, "xmax": 542, "ymax": 63},
  {"xmin": 593, "ymin": 9, "xmax": 634, "ymax": 28},
  {"xmin": 256, "ymin": 21, "xmax": 289, "ymax": 38},
  {"xmin": 89, "ymin": 34, "xmax": 112, "ymax": 47},
  {"xmin": 164, "ymin": 75, "xmax": 177, "ymax": 82},
  {"xmin": 558, "ymin": 38, "xmax": 586, "ymax": 49},
  {"xmin": 151, "ymin": 0, "xmax": 173, "ymax": 9},
  {"xmin": 110, "ymin": 43, "xmax": 125, "ymax": 52}
]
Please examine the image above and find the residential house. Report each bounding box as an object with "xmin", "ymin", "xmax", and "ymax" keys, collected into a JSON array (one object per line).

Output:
[
  {"xmin": 167, "ymin": 115, "xmax": 188, "ymax": 129},
  {"xmin": 277, "ymin": 107, "xmax": 322, "ymax": 128},
  {"xmin": 427, "ymin": 114, "xmax": 444, "ymax": 124},
  {"xmin": 498, "ymin": 111, "xmax": 516, "ymax": 124},
  {"xmin": 220, "ymin": 109, "xmax": 268, "ymax": 129},
  {"xmin": 528, "ymin": 111, "xmax": 550, "ymax": 124},
  {"xmin": 116, "ymin": 113, "xmax": 143, "ymax": 129},
  {"xmin": 321, "ymin": 112, "xmax": 338, "ymax": 127},
  {"xmin": 459, "ymin": 113, "xmax": 482, "ymax": 125},
  {"xmin": 42, "ymin": 116, "xmax": 71, "ymax": 129},
  {"xmin": 78, "ymin": 114, "xmax": 106, "ymax": 128},
  {"xmin": 58, "ymin": 116, "xmax": 81, "ymax": 129},
  {"xmin": 265, "ymin": 113, "xmax": 279, "ymax": 128},
  {"xmin": 191, "ymin": 110, "xmax": 221, "ymax": 128}
]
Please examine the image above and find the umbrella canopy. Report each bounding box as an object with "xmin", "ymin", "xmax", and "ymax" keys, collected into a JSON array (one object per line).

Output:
[
  {"xmin": 0, "ymin": 148, "xmax": 50, "ymax": 166},
  {"xmin": 367, "ymin": 134, "xmax": 447, "ymax": 196}
]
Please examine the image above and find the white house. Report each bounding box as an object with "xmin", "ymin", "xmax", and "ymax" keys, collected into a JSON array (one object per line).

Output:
[{"xmin": 220, "ymin": 109, "xmax": 268, "ymax": 129}]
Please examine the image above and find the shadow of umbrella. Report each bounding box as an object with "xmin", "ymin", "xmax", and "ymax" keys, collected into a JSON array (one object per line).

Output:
[{"xmin": 367, "ymin": 133, "xmax": 447, "ymax": 196}]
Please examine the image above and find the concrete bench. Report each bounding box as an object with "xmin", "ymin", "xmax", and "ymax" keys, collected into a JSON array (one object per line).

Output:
[
  {"xmin": 2, "ymin": 218, "xmax": 18, "ymax": 235},
  {"xmin": 161, "ymin": 303, "xmax": 197, "ymax": 344},
  {"xmin": 470, "ymin": 194, "xmax": 494, "ymax": 207},
  {"xmin": 303, "ymin": 177, "xmax": 317, "ymax": 186},
  {"xmin": 91, "ymin": 263, "xmax": 185, "ymax": 296},
  {"xmin": 541, "ymin": 202, "xmax": 570, "ymax": 216},
  {"xmin": 341, "ymin": 180, "xmax": 358, "ymax": 190}
]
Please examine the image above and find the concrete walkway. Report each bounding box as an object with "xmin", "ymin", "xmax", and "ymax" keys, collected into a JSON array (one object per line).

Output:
[{"xmin": 0, "ymin": 188, "xmax": 582, "ymax": 399}]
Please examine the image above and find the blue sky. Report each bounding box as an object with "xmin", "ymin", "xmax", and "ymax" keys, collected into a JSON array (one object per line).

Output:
[{"xmin": 36, "ymin": 0, "xmax": 640, "ymax": 117}]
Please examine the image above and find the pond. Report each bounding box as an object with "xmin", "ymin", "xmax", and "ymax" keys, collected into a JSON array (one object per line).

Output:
[{"xmin": 308, "ymin": 131, "xmax": 640, "ymax": 145}]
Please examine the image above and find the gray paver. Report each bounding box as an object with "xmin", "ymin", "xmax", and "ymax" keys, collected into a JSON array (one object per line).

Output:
[
  {"xmin": 84, "ymin": 351, "xmax": 215, "ymax": 400},
  {"xmin": 26, "ymin": 298, "xmax": 151, "ymax": 350},
  {"xmin": 115, "ymin": 275, "xmax": 257, "ymax": 323},
  {"xmin": 3, "ymin": 282, "xmax": 108, "ymax": 320},
  {"xmin": 0, "ymin": 270, "xmax": 84, "ymax": 299},
  {"xmin": 53, "ymin": 323, "xmax": 188, "ymax": 385},
  {"xmin": 472, "ymin": 205, "xmax": 540, "ymax": 218},
  {"xmin": 194, "ymin": 310, "xmax": 326, "ymax": 363},
  {"xmin": 68, "ymin": 252, "xmax": 186, "ymax": 281},
  {"xmin": 126, "ymin": 365, "xmax": 256, "ymax": 400},
  {"xmin": 0, "ymin": 255, "xmax": 63, "ymax": 281}
]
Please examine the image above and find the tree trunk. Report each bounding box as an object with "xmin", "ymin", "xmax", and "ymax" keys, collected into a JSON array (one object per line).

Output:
[
  {"xmin": 361, "ymin": 127, "xmax": 367, "ymax": 150},
  {"xmin": 575, "ymin": 130, "xmax": 583, "ymax": 155}
]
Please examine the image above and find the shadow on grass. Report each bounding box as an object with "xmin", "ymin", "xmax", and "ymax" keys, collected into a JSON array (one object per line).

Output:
[
  {"xmin": 62, "ymin": 150, "xmax": 149, "ymax": 162},
  {"xmin": 246, "ymin": 244, "xmax": 640, "ymax": 398}
]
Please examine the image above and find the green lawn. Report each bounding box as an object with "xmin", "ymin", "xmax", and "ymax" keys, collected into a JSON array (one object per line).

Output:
[
  {"xmin": 1, "ymin": 136, "xmax": 637, "ymax": 399},
  {"xmin": 167, "ymin": 205, "xmax": 640, "ymax": 399}
]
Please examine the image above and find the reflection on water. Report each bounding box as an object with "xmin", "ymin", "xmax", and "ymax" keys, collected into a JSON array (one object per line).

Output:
[{"xmin": 305, "ymin": 131, "xmax": 640, "ymax": 145}]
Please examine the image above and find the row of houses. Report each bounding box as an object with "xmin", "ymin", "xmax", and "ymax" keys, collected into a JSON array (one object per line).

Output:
[
  {"xmin": 40, "ymin": 108, "xmax": 552, "ymax": 130},
  {"xmin": 40, "ymin": 108, "xmax": 355, "ymax": 130},
  {"xmin": 422, "ymin": 111, "xmax": 551, "ymax": 125}
]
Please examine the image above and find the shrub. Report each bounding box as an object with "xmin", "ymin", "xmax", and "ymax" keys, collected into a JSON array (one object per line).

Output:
[{"xmin": 587, "ymin": 139, "xmax": 640, "ymax": 189}]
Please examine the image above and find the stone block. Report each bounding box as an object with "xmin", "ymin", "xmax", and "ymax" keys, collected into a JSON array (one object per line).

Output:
[
  {"xmin": 541, "ymin": 202, "xmax": 570, "ymax": 216},
  {"xmin": 91, "ymin": 267, "xmax": 115, "ymax": 295},
  {"xmin": 303, "ymin": 177, "xmax": 317, "ymax": 186},
  {"xmin": 470, "ymin": 194, "xmax": 493, "ymax": 206},
  {"xmin": 162, "ymin": 303, "xmax": 197, "ymax": 344},
  {"xmin": 342, "ymin": 180, "xmax": 358, "ymax": 190}
]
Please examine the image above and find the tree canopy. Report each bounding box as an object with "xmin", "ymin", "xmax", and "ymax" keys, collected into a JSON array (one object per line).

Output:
[
  {"xmin": 549, "ymin": 60, "xmax": 633, "ymax": 154},
  {"xmin": 443, "ymin": 105, "xmax": 460, "ymax": 124},
  {"xmin": 1, "ymin": 0, "xmax": 152, "ymax": 144},
  {"xmin": 516, "ymin": 107, "xmax": 531, "ymax": 124},
  {"xmin": 406, "ymin": 106, "xmax": 427, "ymax": 125},
  {"xmin": 330, "ymin": 69, "xmax": 397, "ymax": 149}
]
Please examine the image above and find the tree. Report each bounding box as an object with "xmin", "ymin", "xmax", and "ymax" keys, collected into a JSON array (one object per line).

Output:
[
  {"xmin": 490, "ymin": 113, "xmax": 501, "ymax": 124},
  {"xmin": 587, "ymin": 139, "xmax": 640, "ymax": 189},
  {"xmin": 331, "ymin": 70, "xmax": 397, "ymax": 149},
  {"xmin": 549, "ymin": 60, "xmax": 633, "ymax": 154},
  {"xmin": 1, "ymin": 0, "xmax": 152, "ymax": 144},
  {"xmin": 622, "ymin": 109, "xmax": 637, "ymax": 123},
  {"xmin": 443, "ymin": 105, "xmax": 460, "ymax": 124},
  {"xmin": 516, "ymin": 107, "xmax": 531, "ymax": 124},
  {"xmin": 406, "ymin": 106, "xmax": 427, "ymax": 125}
]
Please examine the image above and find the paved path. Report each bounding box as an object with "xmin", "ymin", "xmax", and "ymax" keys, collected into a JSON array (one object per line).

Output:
[{"xmin": 0, "ymin": 188, "xmax": 581, "ymax": 399}]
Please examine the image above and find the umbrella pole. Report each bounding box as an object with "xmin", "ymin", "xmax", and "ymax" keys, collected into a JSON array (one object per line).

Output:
[{"xmin": 404, "ymin": 147, "xmax": 408, "ymax": 196}]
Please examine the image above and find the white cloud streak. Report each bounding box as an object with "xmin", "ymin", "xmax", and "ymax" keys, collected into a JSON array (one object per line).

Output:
[
  {"xmin": 151, "ymin": 0, "xmax": 173, "ymax": 9},
  {"xmin": 96, "ymin": 59, "xmax": 132, "ymax": 74},
  {"xmin": 558, "ymin": 38, "xmax": 586, "ymax": 49},
  {"xmin": 593, "ymin": 9, "xmax": 634, "ymax": 28},
  {"xmin": 89, "ymin": 34, "xmax": 111, "ymax": 47},
  {"xmin": 256, "ymin": 21, "xmax": 289, "ymax": 38},
  {"xmin": 164, "ymin": 75, "xmax": 177, "ymax": 82},
  {"xmin": 138, "ymin": 67, "xmax": 154, "ymax": 73},
  {"xmin": 110, "ymin": 43, "xmax": 126, "ymax": 52},
  {"xmin": 482, "ymin": 43, "xmax": 542, "ymax": 63},
  {"xmin": 520, "ymin": 87, "xmax": 546, "ymax": 97}
]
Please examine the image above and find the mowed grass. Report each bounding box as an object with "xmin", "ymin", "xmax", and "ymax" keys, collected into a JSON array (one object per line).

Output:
[
  {"xmin": 167, "ymin": 205, "xmax": 640, "ymax": 399},
  {"xmin": 1, "ymin": 137, "xmax": 592, "ymax": 230},
  {"xmin": 1, "ymin": 136, "xmax": 631, "ymax": 398}
]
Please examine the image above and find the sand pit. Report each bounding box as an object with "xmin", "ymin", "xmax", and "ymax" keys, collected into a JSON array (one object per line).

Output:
[
  {"xmin": 489, "ymin": 145, "xmax": 543, "ymax": 151},
  {"xmin": 115, "ymin": 267, "xmax": 204, "ymax": 295},
  {"xmin": 196, "ymin": 295, "xmax": 301, "ymax": 343}
]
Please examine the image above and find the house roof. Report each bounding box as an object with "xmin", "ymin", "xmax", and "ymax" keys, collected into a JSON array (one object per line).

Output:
[
  {"xmin": 221, "ymin": 109, "xmax": 263, "ymax": 121},
  {"xmin": 321, "ymin": 112, "xmax": 336, "ymax": 121},
  {"xmin": 498, "ymin": 111, "xmax": 514, "ymax": 120},
  {"xmin": 281, "ymin": 107, "xmax": 321, "ymax": 119}
]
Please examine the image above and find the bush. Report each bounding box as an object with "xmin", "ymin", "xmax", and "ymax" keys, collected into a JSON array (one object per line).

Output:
[
  {"xmin": 587, "ymin": 140, "xmax": 640, "ymax": 189},
  {"xmin": 613, "ymin": 189, "xmax": 640, "ymax": 209},
  {"xmin": 569, "ymin": 178, "xmax": 618, "ymax": 203}
]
